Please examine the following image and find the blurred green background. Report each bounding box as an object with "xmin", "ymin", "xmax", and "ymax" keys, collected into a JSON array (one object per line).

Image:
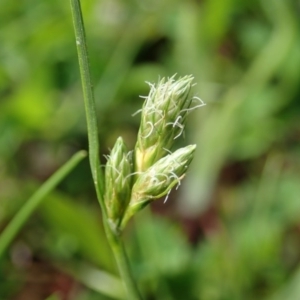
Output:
[{"xmin": 1, "ymin": 0, "xmax": 300, "ymax": 299}]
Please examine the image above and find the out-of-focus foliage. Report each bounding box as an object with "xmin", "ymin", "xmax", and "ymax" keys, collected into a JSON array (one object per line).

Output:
[{"xmin": 1, "ymin": 0, "xmax": 300, "ymax": 299}]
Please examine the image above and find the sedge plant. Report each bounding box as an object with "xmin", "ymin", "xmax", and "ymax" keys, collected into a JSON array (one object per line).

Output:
[{"xmin": 70, "ymin": 0, "xmax": 205, "ymax": 298}]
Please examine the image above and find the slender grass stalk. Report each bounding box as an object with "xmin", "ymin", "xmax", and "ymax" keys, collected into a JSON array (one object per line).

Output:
[
  {"xmin": 69, "ymin": 0, "xmax": 104, "ymax": 208},
  {"xmin": 70, "ymin": 1, "xmax": 143, "ymax": 299},
  {"xmin": 106, "ymin": 228, "xmax": 143, "ymax": 300},
  {"xmin": 0, "ymin": 150, "xmax": 87, "ymax": 259}
]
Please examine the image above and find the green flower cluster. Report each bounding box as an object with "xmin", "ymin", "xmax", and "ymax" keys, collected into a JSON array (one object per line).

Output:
[
  {"xmin": 104, "ymin": 75, "xmax": 203, "ymax": 231},
  {"xmin": 104, "ymin": 137, "xmax": 132, "ymax": 229}
]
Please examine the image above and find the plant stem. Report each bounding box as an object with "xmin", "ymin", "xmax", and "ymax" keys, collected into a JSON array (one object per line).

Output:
[
  {"xmin": 70, "ymin": 1, "xmax": 143, "ymax": 298},
  {"xmin": 105, "ymin": 223, "xmax": 143, "ymax": 300},
  {"xmin": 0, "ymin": 150, "xmax": 87, "ymax": 259},
  {"xmin": 70, "ymin": 0, "xmax": 105, "ymax": 209}
]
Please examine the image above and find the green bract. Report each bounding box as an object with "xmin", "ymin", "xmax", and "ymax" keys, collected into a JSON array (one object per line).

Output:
[
  {"xmin": 135, "ymin": 75, "xmax": 195, "ymax": 173},
  {"xmin": 104, "ymin": 137, "xmax": 133, "ymax": 228}
]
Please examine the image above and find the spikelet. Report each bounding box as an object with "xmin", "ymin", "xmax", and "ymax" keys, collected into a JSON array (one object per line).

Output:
[
  {"xmin": 135, "ymin": 75, "xmax": 195, "ymax": 173},
  {"xmin": 121, "ymin": 145, "xmax": 196, "ymax": 229},
  {"xmin": 104, "ymin": 137, "xmax": 133, "ymax": 229}
]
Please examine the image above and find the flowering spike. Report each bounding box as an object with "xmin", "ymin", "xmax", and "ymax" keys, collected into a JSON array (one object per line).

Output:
[
  {"xmin": 104, "ymin": 137, "xmax": 133, "ymax": 229},
  {"xmin": 121, "ymin": 144, "xmax": 196, "ymax": 229},
  {"xmin": 135, "ymin": 75, "xmax": 195, "ymax": 173}
]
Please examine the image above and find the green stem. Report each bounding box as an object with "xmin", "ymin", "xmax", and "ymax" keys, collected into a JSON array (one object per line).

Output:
[
  {"xmin": 105, "ymin": 223, "xmax": 143, "ymax": 300},
  {"xmin": 0, "ymin": 150, "xmax": 87, "ymax": 259},
  {"xmin": 70, "ymin": 0, "xmax": 105, "ymax": 209},
  {"xmin": 70, "ymin": 1, "xmax": 143, "ymax": 299}
]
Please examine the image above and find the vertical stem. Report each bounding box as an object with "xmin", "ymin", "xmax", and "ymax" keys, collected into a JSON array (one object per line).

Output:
[
  {"xmin": 105, "ymin": 224, "xmax": 143, "ymax": 300},
  {"xmin": 69, "ymin": 1, "xmax": 143, "ymax": 299},
  {"xmin": 70, "ymin": 0, "xmax": 105, "ymax": 208}
]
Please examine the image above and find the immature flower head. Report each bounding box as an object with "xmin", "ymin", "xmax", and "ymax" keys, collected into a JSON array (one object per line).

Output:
[
  {"xmin": 104, "ymin": 137, "xmax": 133, "ymax": 227},
  {"xmin": 135, "ymin": 75, "xmax": 199, "ymax": 173},
  {"xmin": 121, "ymin": 144, "xmax": 196, "ymax": 228}
]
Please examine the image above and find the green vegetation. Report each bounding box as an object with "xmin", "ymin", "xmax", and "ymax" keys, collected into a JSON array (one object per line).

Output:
[{"xmin": 1, "ymin": 0, "xmax": 300, "ymax": 299}]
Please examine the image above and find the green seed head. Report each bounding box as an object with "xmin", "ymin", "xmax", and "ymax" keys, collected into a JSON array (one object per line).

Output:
[
  {"xmin": 135, "ymin": 75, "xmax": 196, "ymax": 172},
  {"xmin": 104, "ymin": 137, "xmax": 133, "ymax": 227},
  {"xmin": 121, "ymin": 144, "xmax": 196, "ymax": 228}
]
